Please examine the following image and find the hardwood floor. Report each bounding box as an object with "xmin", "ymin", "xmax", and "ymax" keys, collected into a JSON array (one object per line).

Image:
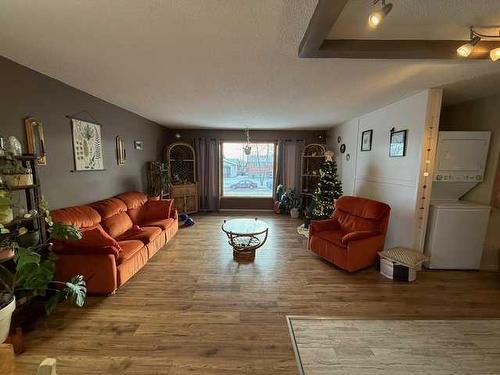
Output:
[{"xmin": 15, "ymin": 212, "xmax": 500, "ymax": 374}]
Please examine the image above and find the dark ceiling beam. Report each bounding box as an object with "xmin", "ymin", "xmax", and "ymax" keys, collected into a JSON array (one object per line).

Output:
[
  {"xmin": 298, "ymin": 0, "xmax": 349, "ymax": 58},
  {"xmin": 299, "ymin": 0, "xmax": 500, "ymax": 59},
  {"xmin": 318, "ymin": 40, "xmax": 500, "ymax": 59}
]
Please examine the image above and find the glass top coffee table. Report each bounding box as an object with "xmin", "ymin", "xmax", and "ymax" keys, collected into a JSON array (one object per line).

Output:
[{"xmin": 222, "ymin": 218, "xmax": 269, "ymax": 262}]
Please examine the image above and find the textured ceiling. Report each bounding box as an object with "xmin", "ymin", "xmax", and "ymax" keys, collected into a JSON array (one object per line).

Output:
[{"xmin": 1, "ymin": 0, "xmax": 500, "ymax": 129}]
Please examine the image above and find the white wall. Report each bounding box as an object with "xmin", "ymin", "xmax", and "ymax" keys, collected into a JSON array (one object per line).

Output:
[{"xmin": 329, "ymin": 90, "xmax": 441, "ymax": 250}]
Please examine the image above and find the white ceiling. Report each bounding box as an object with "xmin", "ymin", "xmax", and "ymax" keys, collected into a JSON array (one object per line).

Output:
[{"xmin": 1, "ymin": 0, "xmax": 500, "ymax": 129}]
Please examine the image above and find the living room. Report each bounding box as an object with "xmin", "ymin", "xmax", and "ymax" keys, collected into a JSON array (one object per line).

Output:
[{"xmin": 1, "ymin": 1, "xmax": 500, "ymax": 374}]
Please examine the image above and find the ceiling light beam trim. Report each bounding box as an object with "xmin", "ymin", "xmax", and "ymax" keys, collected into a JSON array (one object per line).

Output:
[
  {"xmin": 299, "ymin": 0, "xmax": 349, "ymax": 58},
  {"xmin": 299, "ymin": 0, "xmax": 500, "ymax": 60},
  {"xmin": 319, "ymin": 40, "xmax": 500, "ymax": 59}
]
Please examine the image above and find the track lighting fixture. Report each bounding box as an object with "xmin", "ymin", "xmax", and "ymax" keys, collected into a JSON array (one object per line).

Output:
[
  {"xmin": 457, "ymin": 26, "xmax": 500, "ymax": 60},
  {"xmin": 457, "ymin": 35, "xmax": 481, "ymax": 57},
  {"xmin": 368, "ymin": 0, "xmax": 393, "ymax": 29},
  {"xmin": 490, "ymin": 47, "xmax": 500, "ymax": 61}
]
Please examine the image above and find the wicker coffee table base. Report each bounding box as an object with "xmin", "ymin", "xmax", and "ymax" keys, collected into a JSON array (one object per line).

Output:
[{"xmin": 233, "ymin": 249, "xmax": 256, "ymax": 262}]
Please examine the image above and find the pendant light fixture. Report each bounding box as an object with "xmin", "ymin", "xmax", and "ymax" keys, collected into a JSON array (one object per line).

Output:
[
  {"xmin": 243, "ymin": 128, "xmax": 252, "ymax": 156},
  {"xmin": 368, "ymin": 0, "xmax": 393, "ymax": 29}
]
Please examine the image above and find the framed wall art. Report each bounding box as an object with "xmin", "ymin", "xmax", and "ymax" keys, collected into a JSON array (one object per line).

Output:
[
  {"xmin": 389, "ymin": 129, "xmax": 407, "ymax": 158},
  {"xmin": 361, "ymin": 129, "xmax": 373, "ymax": 151},
  {"xmin": 134, "ymin": 140, "xmax": 144, "ymax": 150},
  {"xmin": 24, "ymin": 117, "xmax": 47, "ymax": 165},
  {"xmin": 116, "ymin": 136, "xmax": 126, "ymax": 165},
  {"xmin": 71, "ymin": 119, "xmax": 104, "ymax": 171}
]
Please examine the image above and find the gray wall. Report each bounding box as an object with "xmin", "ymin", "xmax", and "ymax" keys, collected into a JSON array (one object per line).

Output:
[{"xmin": 0, "ymin": 57, "xmax": 168, "ymax": 209}]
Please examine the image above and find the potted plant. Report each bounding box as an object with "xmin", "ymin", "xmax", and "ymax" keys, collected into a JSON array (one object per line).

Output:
[
  {"xmin": 289, "ymin": 191, "xmax": 302, "ymax": 219},
  {"xmin": 0, "ymin": 155, "xmax": 33, "ymax": 188},
  {"xmin": 0, "ymin": 198, "xmax": 87, "ymax": 343},
  {"xmin": 147, "ymin": 162, "xmax": 171, "ymax": 199},
  {"xmin": 0, "ymin": 188, "xmax": 13, "ymax": 225}
]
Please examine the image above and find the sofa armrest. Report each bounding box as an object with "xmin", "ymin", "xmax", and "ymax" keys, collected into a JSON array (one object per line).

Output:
[
  {"xmin": 170, "ymin": 208, "xmax": 178, "ymax": 220},
  {"xmin": 341, "ymin": 231, "xmax": 379, "ymax": 245},
  {"xmin": 54, "ymin": 253, "xmax": 118, "ymax": 295},
  {"xmin": 309, "ymin": 218, "xmax": 340, "ymax": 236}
]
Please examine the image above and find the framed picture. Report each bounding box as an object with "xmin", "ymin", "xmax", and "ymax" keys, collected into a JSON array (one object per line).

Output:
[
  {"xmin": 116, "ymin": 136, "xmax": 126, "ymax": 165},
  {"xmin": 24, "ymin": 117, "xmax": 47, "ymax": 165},
  {"xmin": 134, "ymin": 140, "xmax": 143, "ymax": 150},
  {"xmin": 361, "ymin": 130, "xmax": 373, "ymax": 151},
  {"xmin": 71, "ymin": 119, "xmax": 104, "ymax": 171},
  {"xmin": 389, "ymin": 129, "xmax": 407, "ymax": 157}
]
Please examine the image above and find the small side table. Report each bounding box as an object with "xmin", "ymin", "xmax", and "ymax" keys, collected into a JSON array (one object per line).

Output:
[{"xmin": 222, "ymin": 218, "xmax": 269, "ymax": 262}]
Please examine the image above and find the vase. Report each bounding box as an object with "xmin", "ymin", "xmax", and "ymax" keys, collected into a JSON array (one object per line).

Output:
[{"xmin": 0, "ymin": 296, "xmax": 15, "ymax": 343}]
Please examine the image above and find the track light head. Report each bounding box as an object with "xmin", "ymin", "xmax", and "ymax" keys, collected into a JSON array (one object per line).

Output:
[
  {"xmin": 368, "ymin": 1, "xmax": 393, "ymax": 29},
  {"xmin": 457, "ymin": 36, "xmax": 481, "ymax": 57},
  {"xmin": 490, "ymin": 47, "xmax": 500, "ymax": 61}
]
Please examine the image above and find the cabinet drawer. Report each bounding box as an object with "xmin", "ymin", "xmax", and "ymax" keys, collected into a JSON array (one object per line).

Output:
[{"xmin": 171, "ymin": 184, "xmax": 196, "ymax": 196}]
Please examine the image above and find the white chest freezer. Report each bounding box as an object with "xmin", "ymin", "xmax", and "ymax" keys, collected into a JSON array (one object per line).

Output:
[{"xmin": 424, "ymin": 201, "xmax": 490, "ymax": 270}]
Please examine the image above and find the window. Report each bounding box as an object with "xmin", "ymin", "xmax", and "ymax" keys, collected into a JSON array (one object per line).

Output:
[{"xmin": 222, "ymin": 142, "xmax": 275, "ymax": 197}]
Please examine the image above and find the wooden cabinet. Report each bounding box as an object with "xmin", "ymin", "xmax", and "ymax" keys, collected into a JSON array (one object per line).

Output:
[
  {"xmin": 171, "ymin": 183, "xmax": 198, "ymax": 214},
  {"xmin": 166, "ymin": 142, "xmax": 198, "ymax": 214}
]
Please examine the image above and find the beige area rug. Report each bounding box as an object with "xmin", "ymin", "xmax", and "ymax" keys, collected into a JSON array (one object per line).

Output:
[{"xmin": 287, "ymin": 316, "xmax": 500, "ymax": 375}]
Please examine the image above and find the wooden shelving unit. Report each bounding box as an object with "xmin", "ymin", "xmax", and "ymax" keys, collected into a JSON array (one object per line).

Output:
[{"xmin": 1, "ymin": 154, "xmax": 46, "ymax": 243}]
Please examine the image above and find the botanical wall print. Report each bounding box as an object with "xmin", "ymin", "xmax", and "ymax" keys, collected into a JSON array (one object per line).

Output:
[
  {"xmin": 389, "ymin": 129, "xmax": 407, "ymax": 158},
  {"xmin": 25, "ymin": 117, "xmax": 47, "ymax": 165},
  {"xmin": 116, "ymin": 136, "xmax": 126, "ymax": 165},
  {"xmin": 71, "ymin": 119, "xmax": 104, "ymax": 171},
  {"xmin": 361, "ymin": 129, "xmax": 373, "ymax": 151}
]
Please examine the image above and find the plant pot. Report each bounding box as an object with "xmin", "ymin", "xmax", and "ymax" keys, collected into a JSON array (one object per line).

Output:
[
  {"xmin": 0, "ymin": 206, "xmax": 13, "ymax": 225},
  {"xmin": 304, "ymin": 217, "xmax": 311, "ymax": 229},
  {"xmin": 290, "ymin": 208, "xmax": 300, "ymax": 219},
  {"xmin": 4, "ymin": 173, "xmax": 33, "ymax": 187},
  {"xmin": 0, "ymin": 247, "xmax": 15, "ymax": 262},
  {"xmin": 0, "ymin": 296, "xmax": 15, "ymax": 343},
  {"xmin": 16, "ymin": 231, "xmax": 40, "ymax": 247}
]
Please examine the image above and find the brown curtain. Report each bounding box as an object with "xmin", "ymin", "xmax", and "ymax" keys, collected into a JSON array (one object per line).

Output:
[
  {"xmin": 275, "ymin": 139, "xmax": 305, "ymax": 199},
  {"xmin": 195, "ymin": 137, "xmax": 220, "ymax": 211}
]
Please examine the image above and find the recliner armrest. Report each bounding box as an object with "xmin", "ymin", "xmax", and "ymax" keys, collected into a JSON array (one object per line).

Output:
[
  {"xmin": 341, "ymin": 231, "xmax": 379, "ymax": 245},
  {"xmin": 170, "ymin": 208, "xmax": 178, "ymax": 220},
  {"xmin": 309, "ymin": 218, "xmax": 340, "ymax": 236}
]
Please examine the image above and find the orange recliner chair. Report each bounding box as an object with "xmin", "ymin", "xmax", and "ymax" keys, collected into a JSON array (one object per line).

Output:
[{"xmin": 309, "ymin": 196, "xmax": 391, "ymax": 272}]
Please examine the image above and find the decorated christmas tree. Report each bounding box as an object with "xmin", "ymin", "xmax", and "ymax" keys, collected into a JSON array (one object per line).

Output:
[{"xmin": 311, "ymin": 151, "xmax": 342, "ymax": 219}]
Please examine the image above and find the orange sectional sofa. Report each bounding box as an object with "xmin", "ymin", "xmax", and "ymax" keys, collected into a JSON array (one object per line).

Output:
[
  {"xmin": 51, "ymin": 192, "xmax": 178, "ymax": 295},
  {"xmin": 309, "ymin": 196, "xmax": 390, "ymax": 272}
]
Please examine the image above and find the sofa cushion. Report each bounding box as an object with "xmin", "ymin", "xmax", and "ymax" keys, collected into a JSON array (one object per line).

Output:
[
  {"xmin": 90, "ymin": 198, "xmax": 127, "ymax": 219},
  {"xmin": 118, "ymin": 226, "xmax": 162, "ymax": 245},
  {"xmin": 117, "ymin": 240, "xmax": 145, "ymax": 264},
  {"xmin": 54, "ymin": 224, "xmax": 121, "ymax": 258},
  {"xmin": 141, "ymin": 218, "xmax": 175, "ymax": 231},
  {"xmin": 100, "ymin": 212, "xmax": 134, "ymax": 239},
  {"xmin": 142, "ymin": 199, "xmax": 173, "ymax": 222},
  {"xmin": 116, "ymin": 192, "xmax": 148, "ymax": 209},
  {"xmin": 51, "ymin": 206, "xmax": 101, "ymax": 229},
  {"xmin": 316, "ymin": 230, "xmax": 348, "ymax": 249}
]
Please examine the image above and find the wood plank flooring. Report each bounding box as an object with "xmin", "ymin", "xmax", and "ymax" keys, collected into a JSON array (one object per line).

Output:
[{"xmin": 15, "ymin": 212, "xmax": 500, "ymax": 374}]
